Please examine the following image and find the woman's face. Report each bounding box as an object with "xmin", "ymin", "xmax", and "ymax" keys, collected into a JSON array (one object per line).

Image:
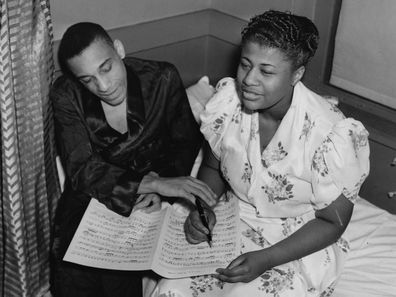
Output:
[{"xmin": 236, "ymin": 41, "xmax": 302, "ymax": 113}]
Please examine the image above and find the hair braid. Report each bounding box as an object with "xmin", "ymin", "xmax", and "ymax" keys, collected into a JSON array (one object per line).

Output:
[{"xmin": 241, "ymin": 10, "xmax": 319, "ymax": 69}]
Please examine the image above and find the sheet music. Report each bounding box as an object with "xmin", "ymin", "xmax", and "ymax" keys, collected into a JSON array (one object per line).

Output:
[
  {"xmin": 153, "ymin": 198, "xmax": 240, "ymax": 278},
  {"xmin": 64, "ymin": 199, "xmax": 167, "ymax": 270},
  {"xmin": 64, "ymin": 197, "xmax": 240, "ymax": 278}
]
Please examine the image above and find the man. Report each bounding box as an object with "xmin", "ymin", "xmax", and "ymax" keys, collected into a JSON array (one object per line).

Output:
[{"xmin": 50, "ymin": 22, "xmax": 216, "ymax": 297}]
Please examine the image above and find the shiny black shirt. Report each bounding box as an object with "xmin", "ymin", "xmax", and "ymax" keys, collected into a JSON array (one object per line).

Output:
[{"xmin": 51, "ymin": 57, "xmax": 202, "ymax": 254}]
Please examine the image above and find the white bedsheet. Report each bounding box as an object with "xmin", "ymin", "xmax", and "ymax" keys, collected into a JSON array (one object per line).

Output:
[{"xmin": 333, "ymin": 198, "xmax": 396, "ymax": 297}]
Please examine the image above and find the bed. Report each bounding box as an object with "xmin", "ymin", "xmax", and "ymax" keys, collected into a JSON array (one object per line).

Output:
[{"xmin": 332, "ymin": 198, "xmax": 396, "ymax": 297}]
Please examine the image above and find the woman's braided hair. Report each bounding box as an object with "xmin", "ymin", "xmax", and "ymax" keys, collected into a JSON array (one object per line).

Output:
[{"xmin": 241, "ymin": 10, "xmax": 319, "ymax": 70}]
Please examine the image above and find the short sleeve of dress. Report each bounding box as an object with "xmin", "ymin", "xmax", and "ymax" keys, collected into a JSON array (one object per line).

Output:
[
  {"xmin": 199, "ymin": 77, "xmax": 240, "ymax": 159},
  {"xmin": 311, "ymin": 118, "xmax": 370, "ymax": 209}
]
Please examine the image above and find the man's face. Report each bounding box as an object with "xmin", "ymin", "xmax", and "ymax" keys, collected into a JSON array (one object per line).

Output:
[{"xmin": 67, "ymin": 38, "xmax": 127, "ymax": 106}]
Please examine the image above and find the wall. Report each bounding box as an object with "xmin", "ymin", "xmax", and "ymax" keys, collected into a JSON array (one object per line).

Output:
[
  {"xmin": 50, "ymin": 0, "xmax": 396, "ymax": 212},
  {"xmin": 211, "ymin": 0, "xmax": 316, "ymax": 20},
  {"xmin": 51, "ymin": 0, "xmax": 211, "ymax": 41},
  {"xmin": 49, "ymin": 0, "xmax": 326, "ymax": 85},
  {"xmin": 50, "ymin": 0, "xmax": 315, "ymax": 40},
  {"xmin": 51, "ymin": 7, "xmax": 213, "ymax": 85}
]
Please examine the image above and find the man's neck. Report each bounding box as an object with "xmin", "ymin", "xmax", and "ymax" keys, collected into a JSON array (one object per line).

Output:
[{"xmin": 101, "ymin": 98, "xmax": 128, "ymax": 133}]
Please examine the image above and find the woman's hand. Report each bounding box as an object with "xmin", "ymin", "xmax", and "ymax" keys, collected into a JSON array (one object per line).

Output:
[
  {"xmin": 215, "ymin": 250, "xmax": 270, "ymax": 283},
  {"xmin": 138, "ymin": 171, "xmax": 217, "ymax": 207},
  {"xmin": 133, "ymin": 193, "xmax": 161, "ymax": 213},
  {"xmin": 184, "ymin": 206, "xmax": 216, "ymax": 244}
]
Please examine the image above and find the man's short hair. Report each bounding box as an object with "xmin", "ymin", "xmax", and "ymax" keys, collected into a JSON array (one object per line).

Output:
[{"xmin": 57, "ymin": 22, "xmax": 114, "ymax": 75}]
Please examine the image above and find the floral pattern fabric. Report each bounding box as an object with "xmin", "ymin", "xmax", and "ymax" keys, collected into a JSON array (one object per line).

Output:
[{"xmin": 152, "ymin": 79, "xmax": 369, "ymax": 297}]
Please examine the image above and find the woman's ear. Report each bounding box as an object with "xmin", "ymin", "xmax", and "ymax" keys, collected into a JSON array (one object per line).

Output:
[
  {"xmin": 292, "ymin": 66, "xmax": 305, "ymax": 86},
  {"xmin": 113, "ymin": 39, "xmax": 126, "ymax": 59}
]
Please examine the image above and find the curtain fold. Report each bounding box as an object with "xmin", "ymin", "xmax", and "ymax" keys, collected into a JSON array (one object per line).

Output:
[
  {"xmin": 330, "ymin": 0, "xmax": 396, "ymax": 109},
  {"xmin": 0, "ymin": 0, "xmax": 61, "ymax": 296}
]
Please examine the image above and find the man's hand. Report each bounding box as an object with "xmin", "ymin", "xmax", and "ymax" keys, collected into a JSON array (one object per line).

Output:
[
  {"xmin": 139, "ymin": 171, "xmax": 217, "ymax": 207},
  {"xmin": 184, "ymin": 206, "xmax": 216, "ymax": 244},
  {"xmin": 133, "ymin": 193, "xmax": 161, "ymax": 213}
]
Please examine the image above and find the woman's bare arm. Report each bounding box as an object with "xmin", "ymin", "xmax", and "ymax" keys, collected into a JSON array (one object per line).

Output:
[{"xmin": 216, "ymin": 194, "xmax": 353, "ymax": 283}]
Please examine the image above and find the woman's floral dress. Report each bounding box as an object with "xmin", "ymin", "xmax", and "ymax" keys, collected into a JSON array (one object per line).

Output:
[{"xmin": 153, "ymin": 78, "xmax": 370, "ymax": 297}]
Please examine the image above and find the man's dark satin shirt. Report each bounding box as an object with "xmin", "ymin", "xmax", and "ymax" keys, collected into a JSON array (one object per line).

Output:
[{"xmin": 51, "ymin": 57, "xmax": 202, "ymax": 256}]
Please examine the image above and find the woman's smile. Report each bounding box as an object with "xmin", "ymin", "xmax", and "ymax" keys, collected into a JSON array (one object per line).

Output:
[{"xmin": 241, "ymin": 87, "xmax": 263, "ymax": 100}]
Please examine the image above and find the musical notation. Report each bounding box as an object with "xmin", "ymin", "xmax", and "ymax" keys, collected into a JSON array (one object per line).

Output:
[{"xmin": 64, "ymin": 197, "xmax": 240, "ymax": 278}]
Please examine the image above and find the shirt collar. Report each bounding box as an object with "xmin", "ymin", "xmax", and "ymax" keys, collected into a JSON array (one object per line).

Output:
[{"xmin": 125, "ymin": 63, "xmax": 145, "ymax": 124}]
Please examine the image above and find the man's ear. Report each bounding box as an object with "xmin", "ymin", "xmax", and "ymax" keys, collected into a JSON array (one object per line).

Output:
[
  {"xmin": 113, "ymin": 39, "xmax": 126, "ymax": 59},
  {"xmin": 292, "ymin": 66, "xmax": 305, "ymax": 86}
]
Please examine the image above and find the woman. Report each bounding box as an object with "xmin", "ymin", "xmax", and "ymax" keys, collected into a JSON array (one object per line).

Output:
[{"xmin": 154, "ymin": 10, "xmax": 369, "ymax": 297}]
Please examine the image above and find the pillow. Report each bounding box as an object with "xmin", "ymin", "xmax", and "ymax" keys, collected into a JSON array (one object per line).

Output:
[{"xmin": 186, "ymin": 76, "xmax": 215, "ymax": 124}]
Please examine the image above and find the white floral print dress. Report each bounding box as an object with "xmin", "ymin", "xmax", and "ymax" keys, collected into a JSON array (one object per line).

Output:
[{"xmin": 152, "ymin": 78, "xmax": 370, "ymax": 297}]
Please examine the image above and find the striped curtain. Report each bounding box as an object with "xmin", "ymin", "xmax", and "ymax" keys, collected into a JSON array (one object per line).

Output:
[{"xmin": 0, "ymin": 0, "xmax": 61, "ymax": 296}]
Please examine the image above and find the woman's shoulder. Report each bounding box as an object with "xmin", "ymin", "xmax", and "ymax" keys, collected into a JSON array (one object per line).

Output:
[
  {"xmin": 205, "ymin": 77, "xmax": 239, "ymax": 109},
  {"xmin": 297, "ymin": 83, "xmax": 344, "ymax": 122},
  {"xmin": 292, "ymin": 83, "xmax": 370, "ymax": 155},
  {"xmin": 200, "ymin": 77, "xmax": 239, "ymax": 119},
  {"xmin": 199, "ymin": 77, "xmax": 241, "ymax": 158},
  {"xmin": 294, "ymin": 83, "xmax": 347, "ymax": 135},
  {"xmin": 210, "ymin": 77, "xmax": 238, "ymax": 104},
  {"xmin": 215, "ymin": 77, "xmax": 236, "ymax": 90}
]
